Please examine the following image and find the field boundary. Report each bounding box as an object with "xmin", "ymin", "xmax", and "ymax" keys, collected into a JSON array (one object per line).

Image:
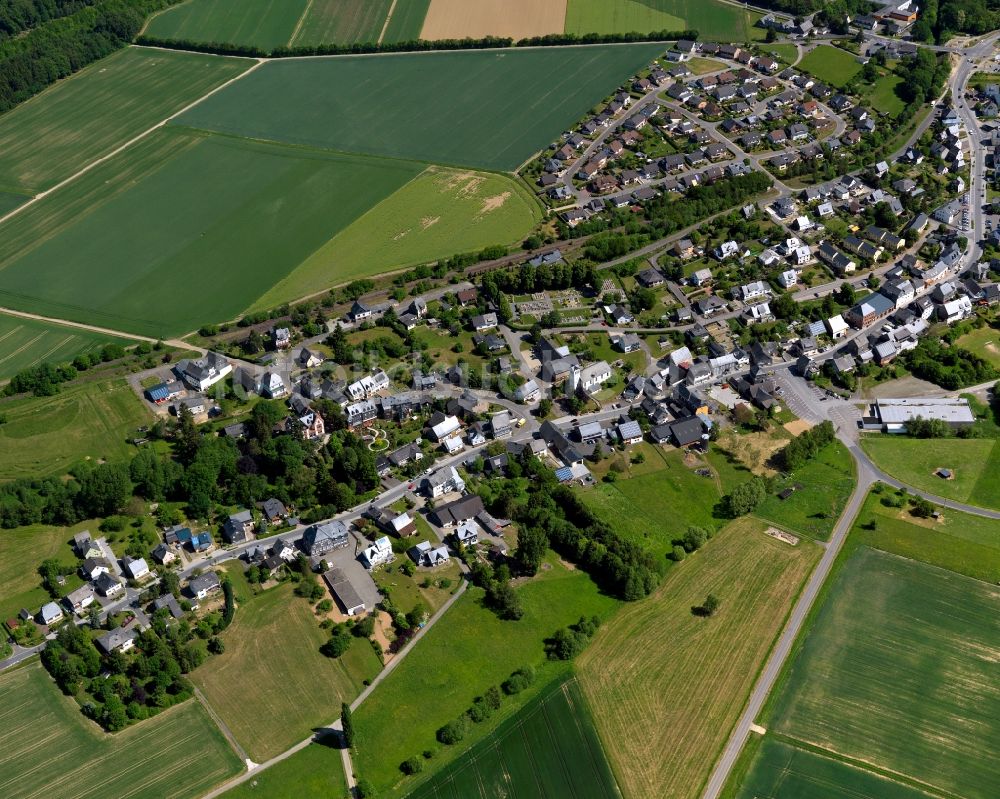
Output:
[{"xmin": 378, "ymin": 0, "xmax": 399, "ymax": 43}]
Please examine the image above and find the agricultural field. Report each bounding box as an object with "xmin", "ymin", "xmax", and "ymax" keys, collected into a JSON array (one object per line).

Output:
[
  {"xmin": 0, "ymin": 191, "xmax": 27, "ymax": 214},
  {"xmin": 770, "ymin": 547, "xmax": 1000, "ymax": 799},
  {"xmin": 420, "ymin": 0, "xmax": 567, "ymax": 41},
  {"xmin": 222, "ymin": 742, "xmax": 349, "ymax": 799},
  {"xmin": 406, "ymin": 679, "xmax": 621, "ymax": 799},
  {"xmin": 383, "ymin": 0, "xmax": 433, "ymax": 42},
  {"xmin": 0, "ymin": 379, "xmax": 150, "ymax": 480},
  {"xmin": 0, "ymin": 662, "xmax": 242, "ymax": 799},
  {"xmin": 352, "ymin": 559, "xmax": 620, "ymax": 797},
  {"xmin": 956, "ymin": 324, "xmax": 1000, "ymax": 368},
  {"xmin": 0, "ymin": 313, "xmax": 133, "ymax": 380},
  {"xmin": 564, "ymin": 0, "xmax": 765, "ymax": 42},
  {"xmin": 797, "ymin": 45, "xmax": 862, "ymax": 88},
  {"xmin": 144, "ymin": 0, "xmax": 308, "ymax": 51},
  {"xmin": 0, "ymin": 129, "xmax": 420, "ymax": 337},
  {"xmin": 577, "ymin": 518, "xmax": 820, "ymax": 799},
  {"xmin": 861, "ymin": 435, "xmax": 1000, "ymax": 511},
  {"xmin": 192, "ymin": 582, "xmax": 382, "ymax": 762},
  {"xmin": 291, "ymin": 0, "xmax": 394, "ymax": 47},
  {"xmin": 0, "ymin": 47, "xmax": 252, "ymax": 195},
  {"xmin": 177, "ymin": 44, "xmax": 665, "ymax": 171},
  {"xmin": 256, "ymin": 166, "xmax": 540, "ymax": 309}
]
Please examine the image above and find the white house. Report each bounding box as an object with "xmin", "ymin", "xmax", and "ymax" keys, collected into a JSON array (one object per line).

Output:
[
  {"xmin": 826, "ymin": 314, "xmax": 850, "ymax": 339},
  {"xmin": 580, "ymin": 361, "xmax": 612, "ymax": 391},
  {"xmin": 359, "ymin": 536, "xmax": 394, "ymax": 570},
  {"xmin": 453, "ymin": 520, "xmax": 481, "ymax": 547},
  {"xmin": 733, "ymin": 281, "xmax": 769, "ymax": 302},
  {"xmin": 122, "ymin": 557, "xmax": 149, "ymax": 580},
  {"xmin": 423, "ymin": 466, "xmax": 465, "ymax": 498},
  {"xmin": 778, "ymin": 269, "xmax": 799, "ymax": 289},
  {"xmin": 260, "ymin": 372, "xmax": 286, "ymax": 399},
  {"xmin": 175, "ymin": 352, "xmax": 231, "ymax": 392},
  {"xmin": 715, "ymin": 240, "xmax": 740, "ymax": 259},
  {"xmin": 939, "ymin": 295, "xmax": 973, "ymax": 323},
  {"xmin": 40, "ymin": 601, "xmax": 64, "ymax": 626},
  {"xmin": 430, "ymin": 415, "xmax": 462, "ymax": 442}
]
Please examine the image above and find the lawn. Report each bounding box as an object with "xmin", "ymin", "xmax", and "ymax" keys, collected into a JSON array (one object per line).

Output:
[
  {"xmin": 0, "ymin": 662, "xmax": 242, "ymax": 799},
  {"xmin": 0, "ymin": 312, "xmax": 134, "ymax": 380},
  {"xmin": 222, "ymin": 742, "xmax": 349, "ymax": 798},
  {"xmin": 291, "ymin": 0, "xmax": 394, "ymax": 47},
  {"xmin": 577, "ymin": 518, "xmax": 821, "ymax": 799},
  {"xmin": 255, "ymin": 166, "xmax": 541, "ymax": 309},
  {"xmin": 956, "ymin": 324, "xmax": 1000, "ymax": 368},
  {"xmin": 864, "ymin": 71, "xmax": 906, "ymax": 118},
  {"xmin": 761, "ymin": 43, "xmax": 798, "ymax": 64},
  {"xmin": 145, "ymin": 0, "xmax": 308, "ymax": 50},
  {"xmin": 797, "ymin": 45, "xmax": 862, "ymax": 88},
  {"xmin": 406, "ymin": 678, "xmax": 622, "ymax": 799},
  {"xmin": 192, "ymin": 582, "xmax": 382, "ymax": 761},
  {"xmin": 383, "ymin": 0, "xmax": 433, "ymax": 42},
  {"xmin": 176, "ymin": 44, "xmax": 665, "ymax": 171},
  {"xmin": 564, "ymin": 0, "xmax": 765, "ymax": 42},
  {"xmin": 0, "ymin": 129, "xmax": 420, "ymax": 337},
  {"xmin": 0, "ymin": 47, "xmax": 252, "ymax": 195},
  {"xmin": 352, "ymin": 562, "xmax": 621, "ymax": 796},
  {"xmin": 861, "ymin": 435, "xmax": 1000, "ymax": 511},
  {"xmin": 770, "ymin": 547, "xmax": 1000, "ymax": 799},
  {"xmin": 0, "ymin": 378, "xmax": 150, "ymax": 479}
]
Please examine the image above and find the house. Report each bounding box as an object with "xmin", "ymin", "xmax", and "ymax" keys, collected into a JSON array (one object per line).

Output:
[
  {"xmin": 348, "ymin": 300, "xmax": 372, "ymax": 322},
  {"xmin": 613, "ymin": 333, "xmax": 641, "ymax": 353},
  {"xmin": 263, "ymin": 498, "xmax": 287, "ymax": 524},
  {"xmin": 846, "ymin": 293, "xmax": 895, "ymax": 328},
  {"xmin": 191, "ymin": 532, "xmax": 212, "ymax": 552},
  {"xmin": 64, "ymin": 585, "xmax": 95, "ymax": 613},
  {"xmin": 152, "ymin": 594, "xmax": 184, "ymax": 621},
  {"xmin": 423, "ymin": 466, "xmax": 466, "ymax": 498},
  {"xmin": 715, "ymin": 240, "xmax": 740, "ymax": 260},
  {"xmin": 430, "ymin": 414, "xmax": 462, "ymax": 442},
  {"xmin": 223, "ymin": 510, "xmax": 255, "ymax": 544},
  {"xmin": 636, "ymin": 267, "xmax": 666, "ymax": 288},
  {"xmin": 346, "ymin": 399, "xmax": 378, "ymax": 429},
  {"xmin": 122, "ymin": 557, "xmax": 149, "ymax": 581},
  {"xmin": 273, "ymin": 327, "xmax": 291, "ymax": 350},
  {"xmin": 939, "ymin": 295, "xmax": 973, "ymax": 322},
  {"xmin": 73, "ymin": 531, "xmax": 101, "ymax": 559},
  {"xmin": 778, "ymin": 269, "xmax": 799, "ymax": 289},
  {"xmin": 39, "ymin": 602, "xmax": 64, "ymax": 626},
  {"xmin": 607, "ymin": 304, "xmax": 634, "ymax": 325},
  {"xmin": 514, "ymin": 379, "xmax": 541, "ymax": 403},
  {"xmin": 271, "ymin": 536, "xmax": 298, "ymax": 561},
  {"xmin": 409, "ymin": 541, "xmax": 451, "ymax": 568},
  {"xmin": 96, "ymin": 628, "xmax": 139, "ymax": 655},
  {"xmin": 826, "ymin": 314, "xmax": 850, "ymax": 339},
  {"xmin": 302, "ymin": 521, "xmax": 350, "ymax": 555},
  {"xmin": 490, "ymin": 411, "xmax": 513, "ymax": 439},
  {"xmin": 175, "ymin": 352, "xmax": 231, "ymax": 392},
  {"xmin": 617, "ymin": 419, "xmax": 643, "ymax": 445},
  {"xmin": 674, "ymin": 238, "xmax": 696, "ymax": 260},
  {"xmin": 187, "ymin": 571, "xmax": 222, "ymax": 602},
  {"xmin": 668, "ymin": 416, "xmax": 705, "ymax": 447},
  {"xmin": 690, "ymin": 268, "xmax": 713, "ymax": 287},
  {"xmin": 388, "ymin": 512, "xmax": 418, "ymax": 537},
  {"xmin": 733, "ymin": 280, "xmax": 769, "ymax": 302},
  {"xmin": 260, "ymin": 371, "xmax": 286, "ymax": 399},
  {"xmin": 323, "ymin": 568, "xmax": 367, "ymax": 616},
  {"xmin": 431, "ymin": 494, "xmax": 486, "ymax": 528},
  {"xmin": 298, "ymin": 347, "xmax": 324, "ymax": 369},
  {"xmin": 95, "ymin": 572, "xmax": 124, "ymax": 598},
  {"xmin": 359, "ymin": 536, "xmax": 394, "ymax": 570},
  {"xmin": 80, "ymin": 558, "xmax": 109, "ymax": 581},
  {"xmin": 579, "ymin": 361, "xmax": 612, "ymax": 392}
]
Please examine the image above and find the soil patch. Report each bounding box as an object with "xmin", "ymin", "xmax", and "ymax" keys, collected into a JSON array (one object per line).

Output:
[{"xmin": 420, "ymin": 0, "xmax": 567, "ymax": 40}]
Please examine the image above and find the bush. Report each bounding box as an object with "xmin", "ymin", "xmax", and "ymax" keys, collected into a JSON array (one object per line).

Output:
[
  {"xmin": 400, "ymin": 756, "xmax": 423, "ymax": 775},
  {"xmin": 502, "ymin": 665, "xmax": 535, "ymax": 695},
  {"xmin": 320, "ymin": 630, "xmax": 352, "ymax": 658},
  {"xmin": 436, "ymin": 715, "xmax": 469, "ymax": 745}
]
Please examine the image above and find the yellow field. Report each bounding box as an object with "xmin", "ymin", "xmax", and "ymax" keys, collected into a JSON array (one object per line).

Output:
[
  {"xmin": 577, "ymin": 517, "xmax": 820, "ymax": 799},
  {"xmin": 420, "ymin": 0, "xmax": 567, "ymax": 40}
]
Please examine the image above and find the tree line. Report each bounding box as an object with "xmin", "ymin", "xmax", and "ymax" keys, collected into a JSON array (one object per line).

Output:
[
  {"xmin": 0, "ymin": 0, "xmax": 96, "ymax": 41},
  {"xmin": 902, "ymin": 338, "xmax": 998, "ymax": 391},
  {"xmin": 778, "ymin": 420, "xmax": 835, "ymax": 471}
]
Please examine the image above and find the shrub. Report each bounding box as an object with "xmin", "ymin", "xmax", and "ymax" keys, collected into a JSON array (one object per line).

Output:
[{"xmin": 437, "ymin": 715, "xmax": 469, "ymax": 745}]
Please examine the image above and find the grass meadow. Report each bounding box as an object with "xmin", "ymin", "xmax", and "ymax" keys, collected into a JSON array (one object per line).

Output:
[
  {"xmin": 797, "ymin": 45, "xmax": 862, "ymax": 88},
  {"xmin": 405, "ymin": 679, "xmax": 621, "ymax": 799},
  {"xmin": 956, "ymin": 324, "xmax": 1000, "ymax": 368},
  {"xmin": 257, "ymin": 166, "xmax": 540, "ymax": 308},
  {"xmin": 221, "ymin": 742, "xmax": 349, "ymax": 799},
  {"xmin": 192, "ymin": 582, "xmax": 382, "ymax": 761},
  {"xmin": 577, "ymin": 518, "xmax": 820, "ymax": 799},
  {"xmin": 770, "ymin": 547, "xmax": 1000, "ymax": 799},
  {"xmin": 291, "ymin": 0, "xmax": 394, "ymax": 47},
  {"xmin": 145, "ymin": 0, "xmax": 308, "ymax": 50},
  {"xmin": 0, "ymin": 47, "xmax": 251, "ymax": 195},
  {"xmin": 0, "ymin": 313, "xmax": 133, "ymax": 380},
  {"xmin": 0, "ymin": 379, "xmax": 149, "ymax": 479},
  {"xmin": 0, "ymin": 662, "xmax": 242, "ymax": 799},
  {"xmin": 177, "ymin": 44, "xmax": 665, "ymax": 171},
  {"xmin": 353, "ymin": 559, "xmax": 621, "ymax": 797},
  {"xmin": 564, "ymin": 0, "xmax": 765, "ymax": 41}
]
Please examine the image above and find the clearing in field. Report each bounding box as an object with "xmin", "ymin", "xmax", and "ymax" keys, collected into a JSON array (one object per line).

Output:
[
  {"xmin": 144, "ymin": 0, "xmax": 307, "ymax": 51},
  {"xmin": 577, "ymin": 518, "xmax": 820, "ymax": 799},
  {"xmin": 290, "ymin": 0, "xmax": 394, "ymax": 47},
  {"xmin": 0, "ymin": 662, "xmax": 242, "ymax": 799},
  {"xmin": 406, "ymin": 678, "xmax": 621, "ymax": 799},
  {"xmin": 771, "ymin": 547, "xmax": 1000, "ymax": 799},
  {"xmin": 176, "ymin": 44, "xmax": 665, "ymax": 171},
  {"xmin": 0, "ymin": 46, "xmax": 252, "ymax": 195},
  {"xmin": 0, "ymin": 378, "xmax": 149, "ymax": 480},
  {"xmin": 420, "ymin": 0, "xmax": 566, "ymax": 41},
  {"xmin": 0, "ymin": 129, "xmax": 419, "ymax": 337},
  {"xmin": 192, "ymin": 582, "xmax": 381, "ymax": 761},
  {"xmin": 797, "ymin": 45, "xmax": 862, "ymax": 88},
  {"xmin": 564, "ymin": 0, "xmax": 765, "ymax": 42},
  {"xmin": 257, "ymin": 166, "xmax": 540, "ymax": 308},
  {"xmin": 0, "ymin": 312, "xmax": 133, "ymax": 380}
]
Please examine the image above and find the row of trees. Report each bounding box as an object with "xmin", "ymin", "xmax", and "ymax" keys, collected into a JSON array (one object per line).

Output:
[
  {"xmin": 778, "ymin": 420, "xmax": 836, "ymax": 471},
  {"xmin": 902, "ymin": 338, "xmax": 998, "ymax": 390},
  {"xmin": 433, "ymin": 665, "xmax": 535, "ymax": 752},
  {"xmin": 4, "ymin": 341, "xmax": 135, "ymax": 397},
  {"xmin": 0, "ymin": 0, "xmax": 96, "ymax": 41}
]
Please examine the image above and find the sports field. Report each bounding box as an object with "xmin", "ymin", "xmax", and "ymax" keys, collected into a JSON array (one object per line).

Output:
[
  {"xmin": 193, "ymin": 582, "xmax": 381, "ymax": 761},
  {"xmin": 797, "ymin": 45, "xmax": 862, "ymax": 88},
  {"xmin": 291, "ymin": 0, "xmax": 394, "ymax": 47},
  {"xmin": 771, "ymin": 547, "xmax": 1000, "ymax": 799},
  {"xmin": 145, "ymin": 0, "xmax": 308, "ymax": 51},
  {"xmin": 565, "ymin": 0, "xmax": 765, "ymax": 42},
  {"xmin": 0, "ymin": 47, "xmax": 251, "ymax": 195},
  {"xmin": 0, "ymin": 662, "xmax": 242, "ymax": 799},
  {"xmin": 406, "ymin": 679, "xmax": 621, "ymax": 799},
  {"xmin": 0, "ymin": 130, "xmax": 420, "ymax": 337},
  {"xmin": 222, "ymin": 742, "xmax": 349, "ymax": 798},
  {"xmin": 257, "ymin": 166, "xmax": 540, "ymax": 308},
  {"xmin": 0, "ymin": 378, "xmax": 149, "ymax": 479},
  {"xmin": 577, "ymin": 518, "xmax": 820, "ymax": 799},
  {"xmin": 0, "ymin": 313, "xmax": 133, "ymax": 380},
  {"xmin": 420, "ymin": 0, "xmax": 566, "ymax": 41},
  {"xmin": 956, "ymin": 324, "xmax": 1000, "ymax": 368},
  {"xmin": 176, "ymin": 44, "xmax": 665, "ymax": 171}
]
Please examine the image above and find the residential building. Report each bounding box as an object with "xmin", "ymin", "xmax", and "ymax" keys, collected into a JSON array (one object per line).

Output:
[
  {"xmin": 302, "ymin": 521, "xmax": 349, "ymax": 555},
  {"xmin": 223, "ymin": 510, "xmax": 255, "ymax": 544},
  {"xmin": 423, "ymin": 466, "xmax": 465, "ymax": 498},
  {"xmin": 359, "ymin": 536, "xmax": 394, "ymax": 570}
]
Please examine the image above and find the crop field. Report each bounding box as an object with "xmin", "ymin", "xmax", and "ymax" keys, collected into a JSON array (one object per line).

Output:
[
  {"xmin": 771, "ymin": 547, "xmax": 1000, "ymax": 799},
  {"xmin": 406, "ymin": 679, "xmax": 621, "ymax": 799},
  {"xmin": 0, "ymin": 379, "xmax": 149, "ymax": 480},
  {"xmin": 0, "ymin": 129, "xmax": 420, "ymax": 337},
  {"xmin": 420, "ymin": 0, "xmax": 567, "ymax": 41},
  {"xmin": 257, "ymin": 166, "xmax": 540, "ymax": 308},
  {"xmin": 177, "ymin": 44, "xmax": 665, "ymax": 171},
  {"xmin": 577, "ymin": 518, "xmax": 819, "ymax": 799},
  {"xmin": 0, "ymin": 191, "xmax": 27, "ymax": 214},
  {"xmin": 145, "ymin": 0, "xmax": 307, "ymax": 51},
  {"xmin": 797, "ymin": 45, "xmax": 862, "ymax": 88},
  {"xmin": 383, "ymin": 0, "xmax": 432, "ymax": 42},
  {"xmin": 353, "ymin": 561, "xmax": 620, "ymax": 796},
  {"xmin": 222, "ymin": 742, "xmax": 349, "ymax": 798},
  {"xmin": 733, "ymin": 739, "xmax": 936, "ymax": 799},
  {"xmin": 564, "ymin": 0, "xmax": 765, "ymax": 42},
  {"xmin": 291, "ymin": 0, "xmax": 394, "ymax": 47},
  {"xmin": 956, "ymin": 324, "xmax": 1000, "ymax": 367},
  {"xmin": 0, "ymin": 313, "xmax": 133, "ymax": 380},
  {"xmin": 861, "ymin": 436, "xmax": 1000, "ymax": 511},
  {"xmin": 0, "ymin": 47, "xmax": 252, "ymax": 195},
  {"xmin": 0, "ymin": 662, "xmax": 242, "ymax": 799},
  {"xmin": 193, "ymin": 583, "xmax": 382, "ymax": 761}
]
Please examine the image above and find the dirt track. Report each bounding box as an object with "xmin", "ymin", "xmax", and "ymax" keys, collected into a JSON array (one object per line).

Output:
[{"xmin": 420, "ymin": 0, "xmax": 566, "ymax": 41}]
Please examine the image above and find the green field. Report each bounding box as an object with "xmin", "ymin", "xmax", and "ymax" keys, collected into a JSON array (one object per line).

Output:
[
  {"xmin": 861, "ymin": 436, "xmax": 1000, "ymax": 511},
  {"xmin": 0, "ymin": 313, "xmax": 134, "ymax": 380},
  {"xmin": 406, "ymin": 679, "xmax": 621, "ymax": 799},
  {"xmin": 291, "ymin": 0, "xmax": 394, "ymax": 47},
  {"xmin": 797, "ymin": 45, "xmax": 862, "ymax": 88},
  {"xmin": 0, "ymin": 130, "xmax": 420, "ymax": 336},
  {"xmin": 353, "ymin": 560, "xmax": 620, "ymax": 796},
  {"xmin": 383, "ymin": 0, "xmax": 432, "ymax": 42},
  {"xmin": 760, "ymin": 43, "xmax": 799, "ymax": 64},
  {"xmin": 956, "ymin": 324, "xmax": 1000, "ymax": 368},
  {"xmin": 564, "ymin": 0, "xmax": 765, "ymax": 42},
  {"xmin": 0, "ymin": 378, "xmax": 149, "ymax": 479},
  {"xmin": 0, "ymin": 47, "xmax": 252, "ymax": 195},
  {"xmin": 193, "ymin": 582, "xmax": 381, "ymax": 761},
  {"xmin": 0, "ymin": 662, "xmax": 242, "ymax": 799},
  {"xmin": 771, "ymin": 547, "xmax": 1000, "ymax": 799},
  {"xmin": 734, "ymin": 739, "xmax": 937, "ymax": 799},
  {"xmin": 0, "ymin": 191, "xmax": 27, "ymax": 214},
  {"xmin": 145, "ymin": 0, "xmax": 308, "ymax": 50},
  {"xmin": 864, "ymin": 71, "xmax": 905, "ymax": 117},
  {"xmin": 257, "ymin": 166, "xmax": 540, "ymax": 308},
  {"xmin": 222, "ymin": 742, "xmax": 349, "ymax": 799},
  {"xmin": 177, "ymin": 44, "xmax": 665, "ymax": 171}
]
